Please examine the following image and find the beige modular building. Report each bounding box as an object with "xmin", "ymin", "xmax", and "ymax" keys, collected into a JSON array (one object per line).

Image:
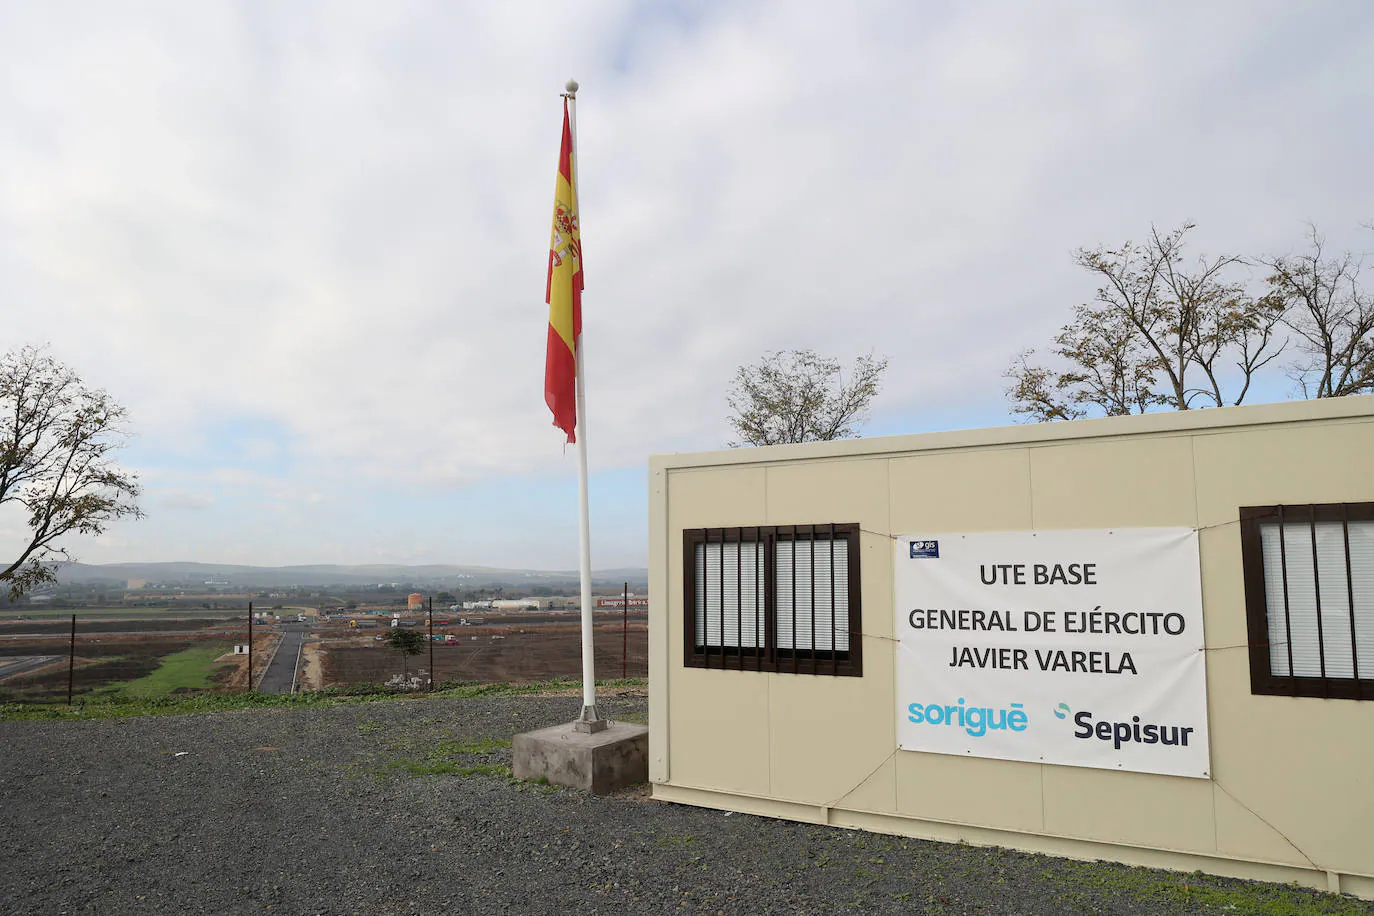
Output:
[{"xmin": 647, "ymin": 396, "xmax": 1374, "ymax": 899}]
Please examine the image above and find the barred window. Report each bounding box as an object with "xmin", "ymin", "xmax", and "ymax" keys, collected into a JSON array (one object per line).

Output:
[
  {"xmin": 684, "ymin": 524, "xmax": 862, "ymax": 676},
  {"xmin": 1240, "ymin": 503, "xmax": 1374, "ymax": 699},
  {"xmin": 693, "ymin": 536, "xmax": 764, "ymax": 651}
]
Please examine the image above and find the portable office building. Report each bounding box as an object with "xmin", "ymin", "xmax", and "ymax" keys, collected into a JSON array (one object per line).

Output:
[{"xmin": 647, "ymin": 396, "xmax": 1374, "ymax": 898}]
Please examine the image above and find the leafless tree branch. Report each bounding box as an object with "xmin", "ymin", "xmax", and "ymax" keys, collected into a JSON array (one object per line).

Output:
[
  {"xmin": 1261, "ymin": 223, "xmax": 1374, "ymax": 398},
  {"xmin": 1010, "ymin": 223, "xmax": 1292, "ymax": 421}
]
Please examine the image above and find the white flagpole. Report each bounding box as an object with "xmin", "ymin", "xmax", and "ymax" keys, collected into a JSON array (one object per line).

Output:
[{"xmin": 565, "ymin": 78, "xmax": 603, "ymax": 732}]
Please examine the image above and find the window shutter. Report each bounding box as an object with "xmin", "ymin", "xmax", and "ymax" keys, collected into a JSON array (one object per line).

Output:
[
  {"xmin": 775, "ymin": 536, "xmax": 850, "ymax": 652},
  {"xmin": 1261, "ymin": 520, "xmax": 1374, "ymax": 678},
  {"xmin": 693, "ymin": 539, "xmax": 763, "ymax": 648}
]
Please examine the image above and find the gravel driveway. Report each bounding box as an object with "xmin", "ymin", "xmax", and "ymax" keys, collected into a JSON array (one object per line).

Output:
[{"xmin": 1, "ymin": 693, "xmax": 1368, "ymax": 915}]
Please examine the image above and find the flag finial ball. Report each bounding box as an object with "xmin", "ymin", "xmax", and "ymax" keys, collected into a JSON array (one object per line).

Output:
[{"xmin": 565, "ymin": 79, "xmax": 579, "ymax": 95}]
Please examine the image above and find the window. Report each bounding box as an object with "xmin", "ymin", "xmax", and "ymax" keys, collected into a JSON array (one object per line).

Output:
[
  {"xmin": 1240, "ymin": 503, "xmax": 1374, "ymax": 699},
  {"xmin": 683, "ymin": 524, "xmax": 862, "ymax": 676}
]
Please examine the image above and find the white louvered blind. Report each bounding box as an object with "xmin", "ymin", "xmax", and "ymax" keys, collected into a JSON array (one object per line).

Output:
[
  {"xmin": 775, "ymin": 536, "xmax": 850, "ymax": 652},
  {"xmin": 1260, "ymin": 520, "xmax": 1374, "ymax": 678},
  {"xmin": 693, "ymin": 539, "xmax": 764, "ymax": 649}
]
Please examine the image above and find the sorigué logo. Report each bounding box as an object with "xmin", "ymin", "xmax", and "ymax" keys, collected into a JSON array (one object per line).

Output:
[{"xmin": 906, "ymin": 698, "xmax": 1028, "ymax": 737}]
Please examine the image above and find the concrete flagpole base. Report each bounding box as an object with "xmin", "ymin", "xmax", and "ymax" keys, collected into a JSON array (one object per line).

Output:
[
  {"xmin": 575, "ymin": 703, "xmax": 607, "ymax": 733},
  {"xmin": 513, "ymin": 720, "xmax": 648, "ymax": 794}
]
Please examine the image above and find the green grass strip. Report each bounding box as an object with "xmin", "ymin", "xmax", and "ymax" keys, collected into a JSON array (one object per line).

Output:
[
  {"xmin": 118, "ymin": 645, "xmax": 235, "ymax": 699},
  {"xmin": 1044, "ymin": 860, "xmax": 1373, "ymax": 915},
  {"xmin": 0, "ymin": 676, "xmax": 647, "ymax": 722}
]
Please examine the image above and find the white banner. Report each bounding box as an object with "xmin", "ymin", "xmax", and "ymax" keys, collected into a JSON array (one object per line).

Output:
[{"xmin": 895, "ymin": 528, "xmax": 1210, "ymax": 779}]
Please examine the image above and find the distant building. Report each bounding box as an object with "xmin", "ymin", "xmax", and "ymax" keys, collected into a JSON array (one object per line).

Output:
[
  {"xmin": 491, "ymin": 599, "xmax": 542, "ymax": 611},
  {"xmin": 126, "ymin": 578, "xmax": 148, "ymax": 590},
  {"xmin": 407, "ymin": 593, "xmax": 424, "ymax": 611}
]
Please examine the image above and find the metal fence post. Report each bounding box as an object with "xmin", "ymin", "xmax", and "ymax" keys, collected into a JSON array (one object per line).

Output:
[{"xmin": 67, "ymin": 614, "xmax": 76, "ymax": 705}]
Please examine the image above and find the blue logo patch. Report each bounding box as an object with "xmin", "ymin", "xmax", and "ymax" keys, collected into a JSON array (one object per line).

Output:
[
  {"xmin": 907, "ymin": 698, "xmax": 1028, "ymax": 736},
  {"xmin": 909, "ymin": 540, "xmax": 939, "ymax": 559}
]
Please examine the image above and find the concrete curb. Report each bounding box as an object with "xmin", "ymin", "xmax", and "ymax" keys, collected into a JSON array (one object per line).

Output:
[{"xmin": 289, "ymin": 638, "xmax": 305, "ymax": 694}]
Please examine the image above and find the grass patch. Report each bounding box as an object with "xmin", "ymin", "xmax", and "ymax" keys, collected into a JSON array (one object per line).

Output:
[
  {"xmin": 454, "ymin": 763, "xmax": 512, "ymax": 778},
  {"xmin": 432, "ymin": 736, "xmax": 512, "ymax": 755},
  {"xmin": 383, "ymin": 759, "xmax": 515, "ymax": 778},
  {"xmin": 0, "ymin": 676, "xmax": 647, "ymax": 722},
  {"xmin": 373, "ymin": 734, "xmax": 515, "ymax": 780},
  {"xmin": 1046, "ymin": 861, "xmax": 1372, "ymax": 915},
  {"xmin": 434, "ymin": 676, "xmax": 645, "ymax": 699},
  {"xmin": 117, "ymin": 645, "xmax": 235, "ymax": 699}
]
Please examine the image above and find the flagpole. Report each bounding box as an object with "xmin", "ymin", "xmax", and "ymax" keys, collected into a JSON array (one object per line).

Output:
[{"xmin": 565, "ymin": 78, "xmax": 604, "ymax": 733}]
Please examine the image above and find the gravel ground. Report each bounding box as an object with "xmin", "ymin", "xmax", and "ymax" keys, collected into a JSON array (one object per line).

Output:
[{"xmin": 2, "ymin": 693, "xmax": 1369, "ymax": 916}]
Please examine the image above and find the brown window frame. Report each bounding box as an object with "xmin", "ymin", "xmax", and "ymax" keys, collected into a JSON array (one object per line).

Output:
[
  {"xmin": 682, "ymin": 523, "xmax": 863, "ymax": 677},
  {"xmin": 1240, "ymin": 502, "xmax": 1374, "ymax": 700}
]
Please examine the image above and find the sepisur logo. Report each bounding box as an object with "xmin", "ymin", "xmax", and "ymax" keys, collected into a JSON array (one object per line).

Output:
[{"xmin": 1058, "ymin": 703, "xmax": 1197, "ymax": 749}]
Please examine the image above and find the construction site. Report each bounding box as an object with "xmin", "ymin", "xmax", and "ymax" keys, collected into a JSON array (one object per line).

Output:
[{"xmin": 0, "ymin": 607, "xmax": 648, "ymax": 702}]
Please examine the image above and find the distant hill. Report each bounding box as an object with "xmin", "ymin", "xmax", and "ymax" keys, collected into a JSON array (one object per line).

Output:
[{"xmin": 54, "ymin": 561, "xmax": 649, "ymax": 590}]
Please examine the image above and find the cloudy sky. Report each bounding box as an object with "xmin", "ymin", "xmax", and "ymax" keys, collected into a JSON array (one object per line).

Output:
[{"xmin": 1, "ymin": 1, "xmax": 1371, "ymax": 571}]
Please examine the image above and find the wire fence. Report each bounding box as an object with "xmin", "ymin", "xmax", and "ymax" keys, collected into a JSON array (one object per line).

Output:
[
  {"xmin": 0, "ymin": 612, "xmax": 257, "ymax": 705},
  {"xmin": 1, "ymin": 590, "xmax": 647, "ymax": 704}
]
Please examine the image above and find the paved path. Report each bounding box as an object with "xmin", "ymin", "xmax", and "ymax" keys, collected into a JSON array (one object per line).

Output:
[
  {"xmin": 256, "ymin": 625, "xmax": 304, "ymax": 693},
  {"xmin": 0, "ymin": 656, "xmax": 62, "ymax": 680}
]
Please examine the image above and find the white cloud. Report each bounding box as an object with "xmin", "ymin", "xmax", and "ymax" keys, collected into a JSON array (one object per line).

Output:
[
  {"xmin": 156, "ymin": 491, "xmax": 216, "ymax": 512},
  {"xmin": 0, "ymin": 0, "xmax": 1371, "ymax": 564}
]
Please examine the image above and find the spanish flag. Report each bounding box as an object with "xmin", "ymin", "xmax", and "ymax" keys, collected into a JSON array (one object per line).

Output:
[{"xmin": 545, "ymin": 98, "xmax": 582, "ymax": 443}]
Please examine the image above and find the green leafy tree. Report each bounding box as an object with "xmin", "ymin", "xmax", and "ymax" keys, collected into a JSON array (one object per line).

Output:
[
  {"xmin": 384, "ymin": 627, "xmax": 426, "ymax": 682},
  {"xmin": 0, "ymin": 346, "xmax": 143, "ymax": 598},
  {"xmin": 727, "ymin": 349, "xmax": 888, "ymax": 446}
]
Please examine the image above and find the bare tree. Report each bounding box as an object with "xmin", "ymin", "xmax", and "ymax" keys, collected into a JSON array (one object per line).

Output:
[
  {"xmin": 1077, "ymin": 224, "xmax": 1286, "ymax": 409},
  {"xmin": 727, "ymin": 349, "xmax": 888, "ymax": 447},
  {"xmin": 1262, "ymin": 225, "xmax": 1374, "ymax": 398},
  {"xmin": 1005, "ymin": 305, "xmax": 1165, "ymax": 422},
  {"xmin": 0, "ymin": 347, "xmax": 142, "ymax": 599},
  {"xmin": 1008, "ymin": 224, "xmax": 1286, "ymax": 421}
]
